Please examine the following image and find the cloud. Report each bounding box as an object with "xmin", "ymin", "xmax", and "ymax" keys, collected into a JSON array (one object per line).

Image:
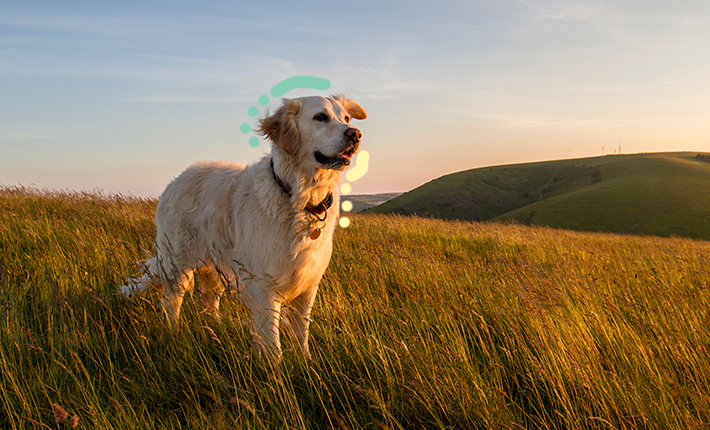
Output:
[
  {"xmin": 0, "ymin": 12, "xmax": 177, "ymax": 44},
  {"xmin": 519, "ymin": 1, "xmax": 603, "ymax": 22},
  {"xmin": 0, "ymin": 132, "xmax": 56, "ymax": 142},
  {"xmin": 122, "ymin": 95, "xmax": 249, "ymax": 104}
]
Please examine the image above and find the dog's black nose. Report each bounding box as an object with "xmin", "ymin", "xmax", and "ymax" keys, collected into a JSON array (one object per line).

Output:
[{"xmin": 345, "ymin": 127, "xmax": 362, "ymax": 143}]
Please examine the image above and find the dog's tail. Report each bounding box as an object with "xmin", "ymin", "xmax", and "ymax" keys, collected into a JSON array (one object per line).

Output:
[{"xmin": 117, "ymin": 257, "xmax": 161, "ymax": 299}]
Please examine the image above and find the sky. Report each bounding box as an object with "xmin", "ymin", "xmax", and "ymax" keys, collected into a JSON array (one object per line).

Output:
[{"xmin": 1, "ymin": 0, "xmax": 709, "ymax": 197}]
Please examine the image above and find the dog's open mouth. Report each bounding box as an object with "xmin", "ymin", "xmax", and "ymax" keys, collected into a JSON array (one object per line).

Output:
[{"xmin": 314, "ymin": 147, "xmax": 356, "ymax": 169}]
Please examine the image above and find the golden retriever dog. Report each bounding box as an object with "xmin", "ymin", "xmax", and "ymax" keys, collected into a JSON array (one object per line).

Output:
[{"xmin": 118, "ymin": 95, "xmax": 366, "ymax": 362}]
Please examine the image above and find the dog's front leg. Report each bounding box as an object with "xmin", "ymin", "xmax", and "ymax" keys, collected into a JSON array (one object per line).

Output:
[
  {"xmin": 240, "ymin": 286, "xmax": 283, "ymax": 363},
  {"xmin": 287, "ymin": 287, "xmax": 318, "ymax": 359},
  {"xmin": 251, "ymin": 300, "xmax": 283, "ymax": 363}
]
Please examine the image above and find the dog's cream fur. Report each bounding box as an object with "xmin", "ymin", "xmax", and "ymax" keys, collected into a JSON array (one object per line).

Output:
[{"xmin": 118, "ymin": 95, "xmax": 366, "ymax": 361}]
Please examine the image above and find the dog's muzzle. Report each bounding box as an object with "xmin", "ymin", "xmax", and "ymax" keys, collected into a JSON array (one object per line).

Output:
[{"xmin": 314, "ymin": 127, "xmax": 362, "ymax": 169}]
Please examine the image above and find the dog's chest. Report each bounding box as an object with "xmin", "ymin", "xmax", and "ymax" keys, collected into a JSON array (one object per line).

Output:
[{"xmin": 272, "ymin": 235, "xmax": 333, "ymax": 299}]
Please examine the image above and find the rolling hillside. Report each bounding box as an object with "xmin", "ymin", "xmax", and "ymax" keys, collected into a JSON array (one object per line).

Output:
[{"xmin": 368, "ymin": 152, "xmax": 710, "ymax": 240}]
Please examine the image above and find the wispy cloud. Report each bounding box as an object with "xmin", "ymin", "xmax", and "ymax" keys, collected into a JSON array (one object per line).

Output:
[
  {"xmin": 464, "ymin": 113, "xmax": 604, "ymax": 128},
  {"xmin": 0, "ymin": 133, "xmax": 56, "ymax": 142},
  {"xmin": 122, "ymin": 95, "xmax": 249, "ymax": 104},
  {"xmin": 0, "ymin": 13, "xmax": 178, "ymax": 44},
  {"xmin": 518, "ymin": 0, "xmax": 603, "ymax": 23}
]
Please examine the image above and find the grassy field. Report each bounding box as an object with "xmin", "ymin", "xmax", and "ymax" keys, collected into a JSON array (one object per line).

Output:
[
  {"xmin": 1, "ymin": 186, "xmax": 710, "ymax": 429},
  {"xmin": 368, "ymin": 152, "xmax": 710, "ymax": 240}
]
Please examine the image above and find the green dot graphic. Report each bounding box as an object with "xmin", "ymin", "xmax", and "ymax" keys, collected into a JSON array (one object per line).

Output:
[
  {"xmin": 270, "ymin": 76, "xmax": 331, "ymax": 97},
  {"xmin": 242, "ymin": 77, "xmax": 331, "ymax": 152}
]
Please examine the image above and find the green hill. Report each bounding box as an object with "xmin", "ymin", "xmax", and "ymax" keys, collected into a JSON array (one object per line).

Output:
[{"xmin": 368, "ymin": 152, "xmax": 710, "ymax": 240}]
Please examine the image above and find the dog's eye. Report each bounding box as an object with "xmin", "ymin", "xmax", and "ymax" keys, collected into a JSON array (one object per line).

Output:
[
  {"xmin": 313, "ymin": 113, "xmax": 329, "ymax": 122},
  {"xmin": 344, "ymin": 116, "xmax": 351, "ymax": 123}
]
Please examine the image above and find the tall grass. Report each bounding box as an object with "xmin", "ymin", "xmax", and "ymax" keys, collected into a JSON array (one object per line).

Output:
[{"xmin": 1, "ymin": 186, "xmax": 709, "ymax": 429}]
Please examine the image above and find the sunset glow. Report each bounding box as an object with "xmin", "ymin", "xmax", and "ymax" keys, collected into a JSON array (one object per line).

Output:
[{"xmin": 2, "ymin": 1, "xmax": 709, "ymax": 196}]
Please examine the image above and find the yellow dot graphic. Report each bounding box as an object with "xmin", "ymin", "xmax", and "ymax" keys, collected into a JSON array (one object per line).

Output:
[{"xmin": 339, "ymin": 149, "xmax": 369, "ymax": 228}]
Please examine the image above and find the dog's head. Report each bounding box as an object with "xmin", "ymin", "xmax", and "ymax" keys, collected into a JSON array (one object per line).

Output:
[{"xmin": 258, "ymin": 95, "xmax": 367, "ymax": 171}]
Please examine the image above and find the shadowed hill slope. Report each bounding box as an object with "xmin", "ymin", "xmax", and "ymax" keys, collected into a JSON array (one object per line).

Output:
[{"xmin": 368, "ymin": 152, "xmax": 710, "ymax": 240}]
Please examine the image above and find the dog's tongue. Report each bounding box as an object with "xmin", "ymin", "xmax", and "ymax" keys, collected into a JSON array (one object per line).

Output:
[{"xmin": 340, "ymin": 151, "xmax": 354, "ymax": 160}]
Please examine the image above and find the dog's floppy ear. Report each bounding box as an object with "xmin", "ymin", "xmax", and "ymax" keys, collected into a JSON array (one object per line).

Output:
[
  {"xmin": 258, "ymin": 98, "xmax": 302, "ymax": 155},
  {"xmin": 332, "ymin": 95, "xmax": 367, "ymax": 120}
]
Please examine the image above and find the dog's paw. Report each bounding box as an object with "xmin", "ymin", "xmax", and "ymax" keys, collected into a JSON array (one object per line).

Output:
[
  {"xmin": 115, "ymin": 282, "xmax": 148, "ymax": 300},
  {"xmin": 115, "ymin": 284, "xmax": 134, "ymax": 299}
]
